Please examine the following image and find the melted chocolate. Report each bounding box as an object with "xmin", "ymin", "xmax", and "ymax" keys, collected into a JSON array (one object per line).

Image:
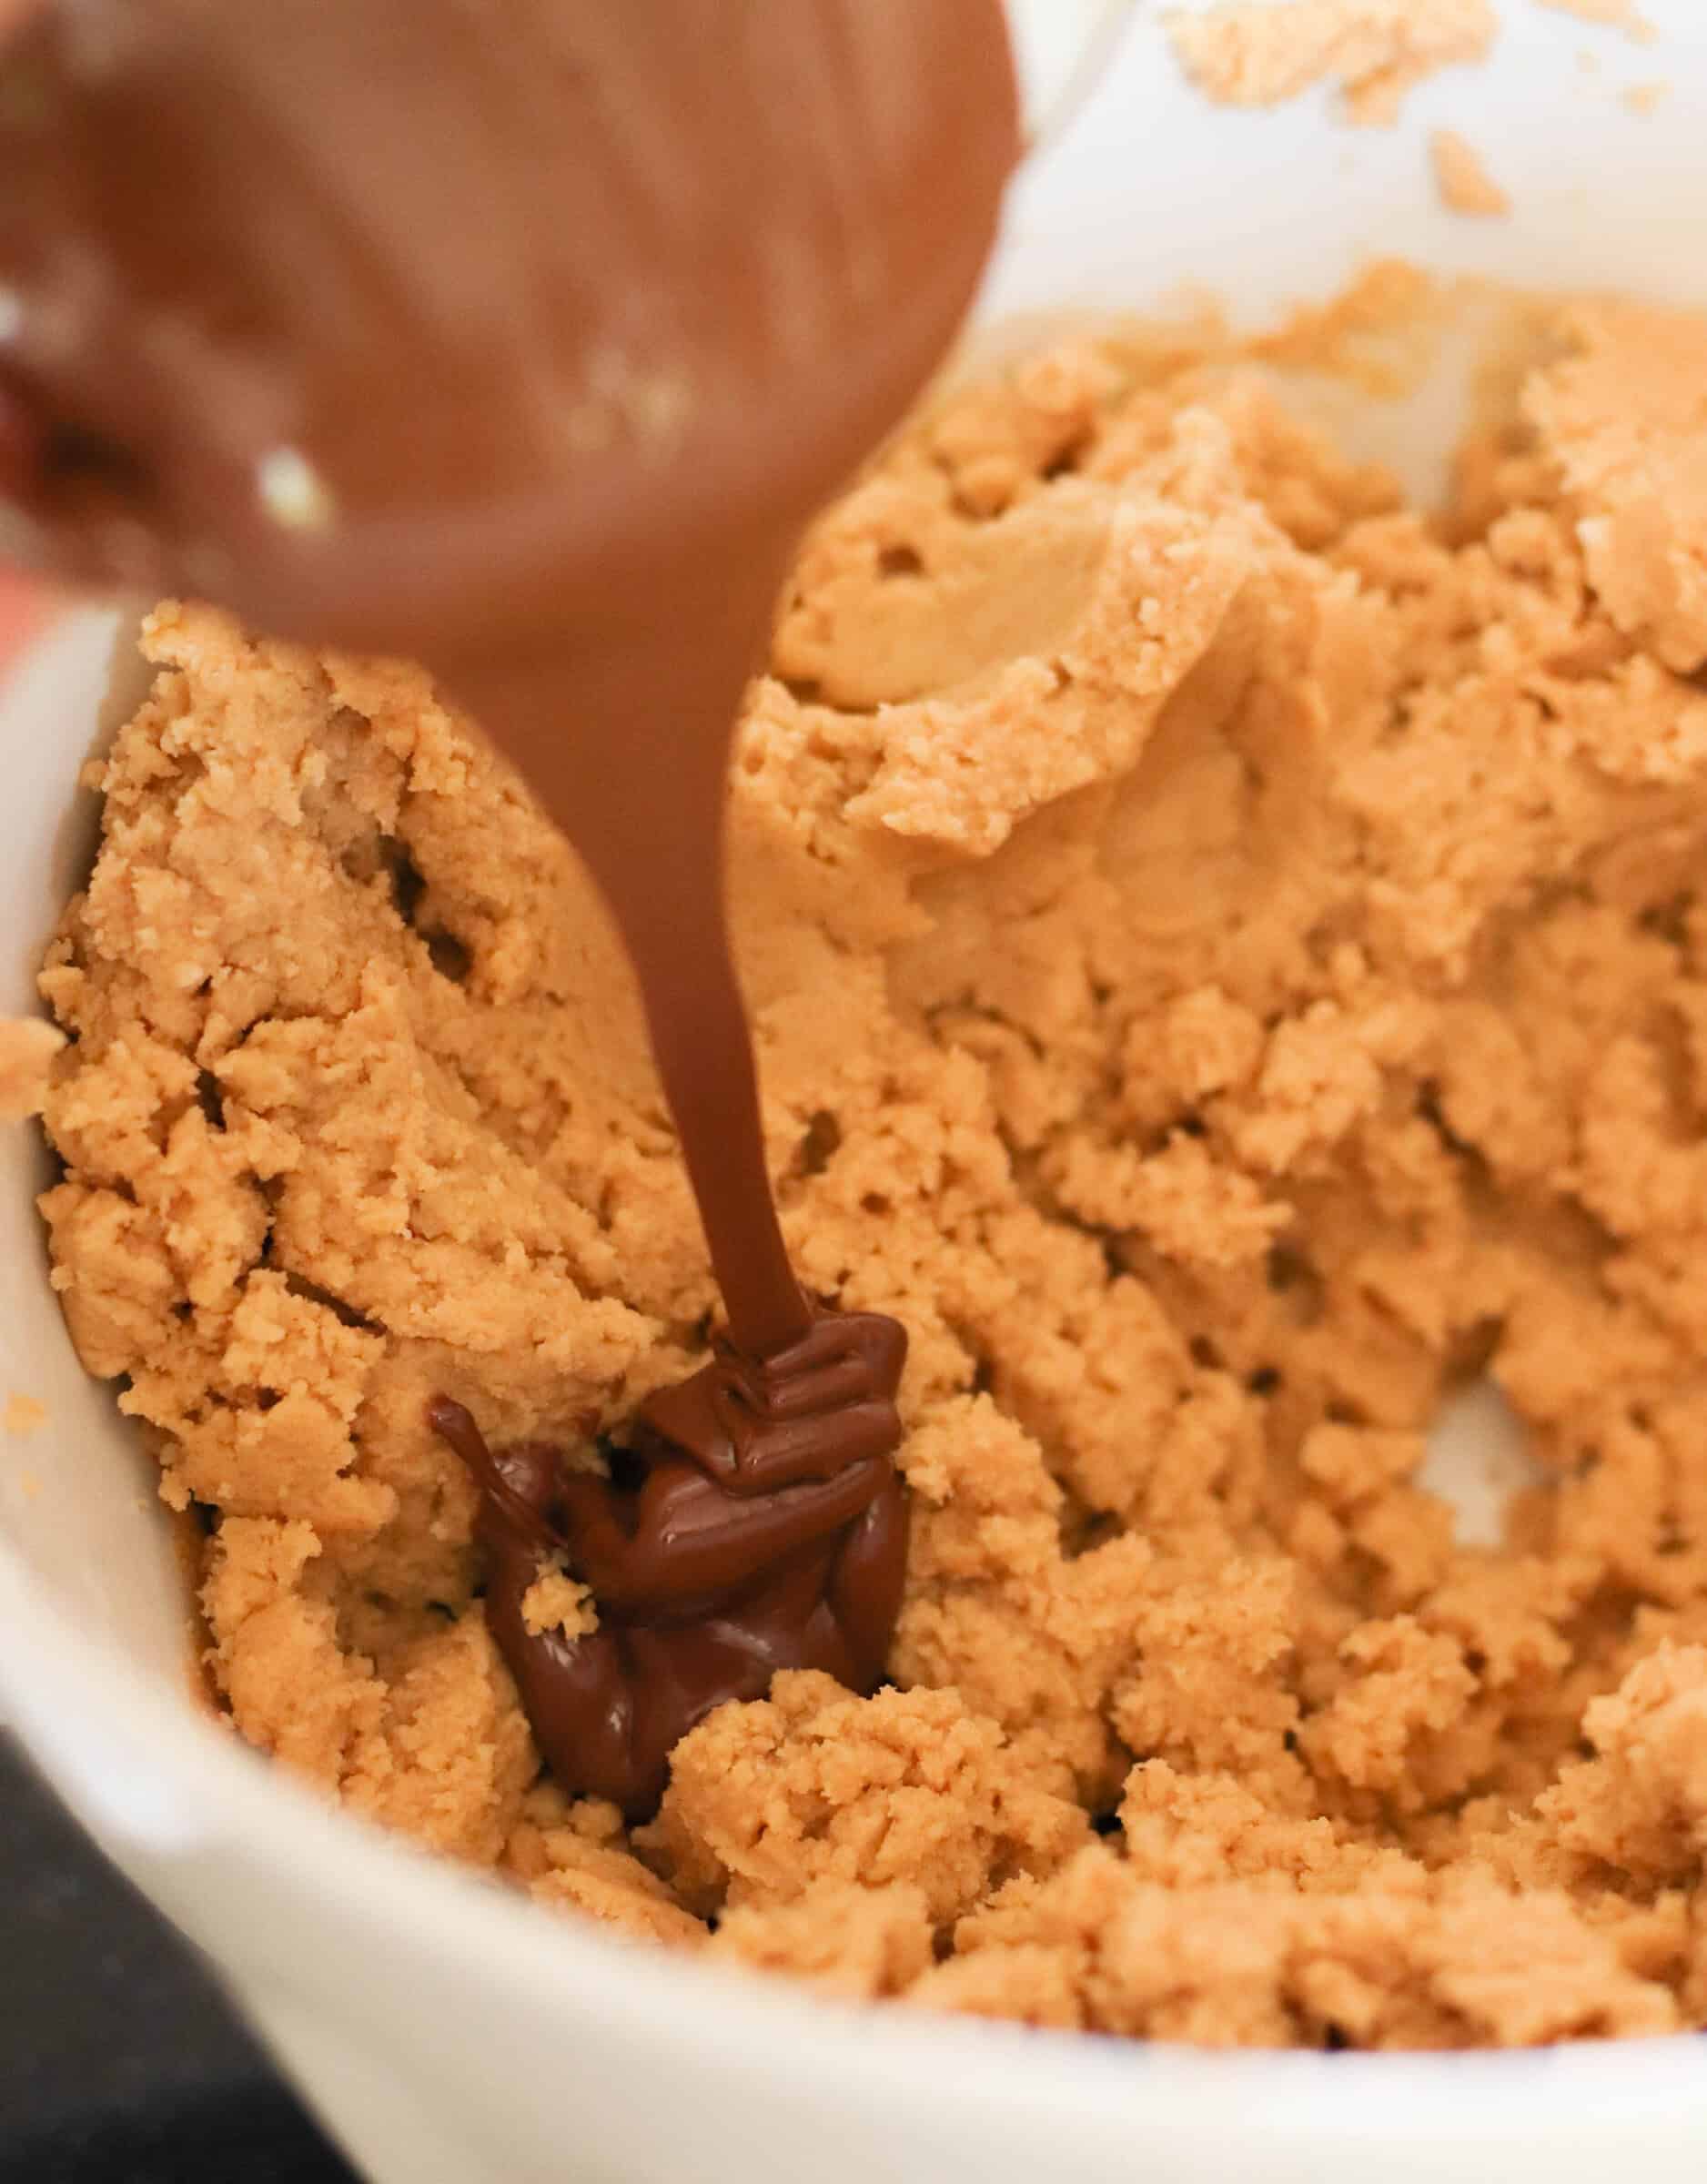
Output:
[
  {"xmin": 0, "ymin": 376, "xmax": 35, "ymax": 505},
  {"xmin": 0, "ymin": 0, "xmax": 1017, "ymax": 1353},
  {"xmin": 0, "ymin": 0, "xmax": 1018, "ymax": 1797},
  {"xmin": 430, "ymin": 1310, "xmax": 908, "ymax": 1818}
]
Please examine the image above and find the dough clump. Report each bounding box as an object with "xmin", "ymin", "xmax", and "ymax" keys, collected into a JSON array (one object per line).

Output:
[
  {"xmin": 0, "ymin": 1017, "xmax": 64, "ymax": 1119},
  {"xmin": 38, "ymin": 287, "xmax": 1707, "ymax": 2048},
  {"xmin": 1166, "ymin": 0, "xmax": 1497, "ymax": 125},
  {"xmin": 1430, "ymin": 129, "xmax": 1510, "ymax": 217}
]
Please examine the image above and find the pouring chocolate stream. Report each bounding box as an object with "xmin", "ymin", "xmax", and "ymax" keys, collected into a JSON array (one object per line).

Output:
[{"xmin": 0, "ymin": 0, "xmax": 1020, "ymax": 1809}]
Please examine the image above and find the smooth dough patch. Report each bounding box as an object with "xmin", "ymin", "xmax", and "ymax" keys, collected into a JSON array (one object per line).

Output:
[
  {"xmin": 1430, "ymin": 128, "xmax": 1510, "ymax": 217},
  {"xmin": 0, "ymin": 1017, "xmax": 64, "ymax": 1119}
]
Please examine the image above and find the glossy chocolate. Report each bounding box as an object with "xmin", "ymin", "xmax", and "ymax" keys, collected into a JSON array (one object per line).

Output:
[{"xmin": 429, "ymin": 1311, "xmax": 909, "ymax": 1818}]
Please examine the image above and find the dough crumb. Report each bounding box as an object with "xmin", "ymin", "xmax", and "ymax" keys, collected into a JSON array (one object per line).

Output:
[
  {"xmin": 1622, "ymin": 80, "xmax": 1668, "ymax": 113},
  {"xmin": 1167, "ymin": 0, "xmax": 1497, "ymax": 126},
  {"xmin": 4, "ymin": 1393, "xmax": 47, "ymax": 1438},
  {"xmin": 1533, "ymin": 0, "xmax": 1655, "ymax": 38},
  {"xmin": 0, "ymin": 1017, "xmax": 64, "ymax": 1119},
  {"xmin": 1429, "ymin": 128, "xmax": 1510, "ymax": 217},
  {"xmin": 520, "ymin": 1558, "xmax": 599, "ymax": 1640}
]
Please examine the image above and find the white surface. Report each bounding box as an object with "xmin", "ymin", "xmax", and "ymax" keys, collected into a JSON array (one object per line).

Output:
[
  {"xmin": 1423, "ymin": 1378, "xmax": 1541, "ymax": 1551},
  {"xmin": 5, "ymin": 5, "xmax": 1707, "ymax": 2182},
  {"xmin": 1005, "ymin": 0, "xmax": 1136, "ymax": 147}
]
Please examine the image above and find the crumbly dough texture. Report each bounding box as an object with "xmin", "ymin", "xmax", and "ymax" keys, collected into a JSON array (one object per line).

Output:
[
  {"xmin": 1166, "ymin": 0, "xmax": 1497, "ymax": 125},
  {"xmin": 520, "ymin": 1558, "xmax": 598, "ymax": 1641},
  {"xmin": 39, "ymin": 288, "xmax": 1707, "ymax": 2048}
]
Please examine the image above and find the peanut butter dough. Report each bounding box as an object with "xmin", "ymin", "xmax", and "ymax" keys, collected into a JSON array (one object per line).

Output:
[
  {"xmin": 0, "ymin": 1016, "xmax": 64, "ymax": 1118},
  {"xmin": 1534, "ymin": 0, "xmax": 1654, "ymax": 36},
  {"xmin": 1429, "ymin": 129, "xmax": 1510, "ymax": 217},
  {"xmin": 38, "ymin": 288, "xmax": 1707, "ymax": 2048},
  {"xmin": 1166, "ymin": 0, "xmax": 1497, "ymax": 124}
]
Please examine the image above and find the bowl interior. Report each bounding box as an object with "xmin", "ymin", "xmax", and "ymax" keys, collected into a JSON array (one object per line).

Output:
[
  {"xmin": 9, "ymin": 0, "xmax": 1704, "ymax": 1717},
  {"xmin": 2, "ymin": 4, "xmax": 1706, "ymax": 2169}
]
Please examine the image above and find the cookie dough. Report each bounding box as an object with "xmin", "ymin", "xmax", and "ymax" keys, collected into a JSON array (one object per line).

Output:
[
  {"xmin": 38, "ymin": 287, "xmax": 1707, "ymax": 2048},
  {"xmin": 1166, "ymin": 0, "xmax": 1497, "ymax": 125},
  {"xmin": 0, "ymin": 1016, "xmax": 64, "ymax": 1118},
  {"xmin": 1429, "ymin": 128, "xmax": 1510, "ymax": 217},
  {"xmin": 1534, "ymin": 0, "xmax": 1654, "ymax": 35}
]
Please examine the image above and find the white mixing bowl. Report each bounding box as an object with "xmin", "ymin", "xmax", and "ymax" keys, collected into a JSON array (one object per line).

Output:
[{"xmin": 5, "ymin": 6, "xmax": 1707, "ymax": 2179}]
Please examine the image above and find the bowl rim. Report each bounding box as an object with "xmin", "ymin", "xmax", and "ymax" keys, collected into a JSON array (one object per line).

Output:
[{"xmin": 5, "ymin": 228, "xmax": 1707, "ymax": 2132}]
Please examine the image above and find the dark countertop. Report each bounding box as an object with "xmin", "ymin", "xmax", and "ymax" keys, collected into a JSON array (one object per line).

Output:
[{"xmin": 0, "ymin": 1736, "xmax": 356, "ymax": 2183}]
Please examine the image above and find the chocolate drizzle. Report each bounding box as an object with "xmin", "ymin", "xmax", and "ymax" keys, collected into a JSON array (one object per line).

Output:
[
  {"xmin": 0, "ymin": 0, "xmax": 1018, "ymax": 1805},
  {"xmin": 430, "ymin": 1310, "xmax": 908, "ymax": 1818}
]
